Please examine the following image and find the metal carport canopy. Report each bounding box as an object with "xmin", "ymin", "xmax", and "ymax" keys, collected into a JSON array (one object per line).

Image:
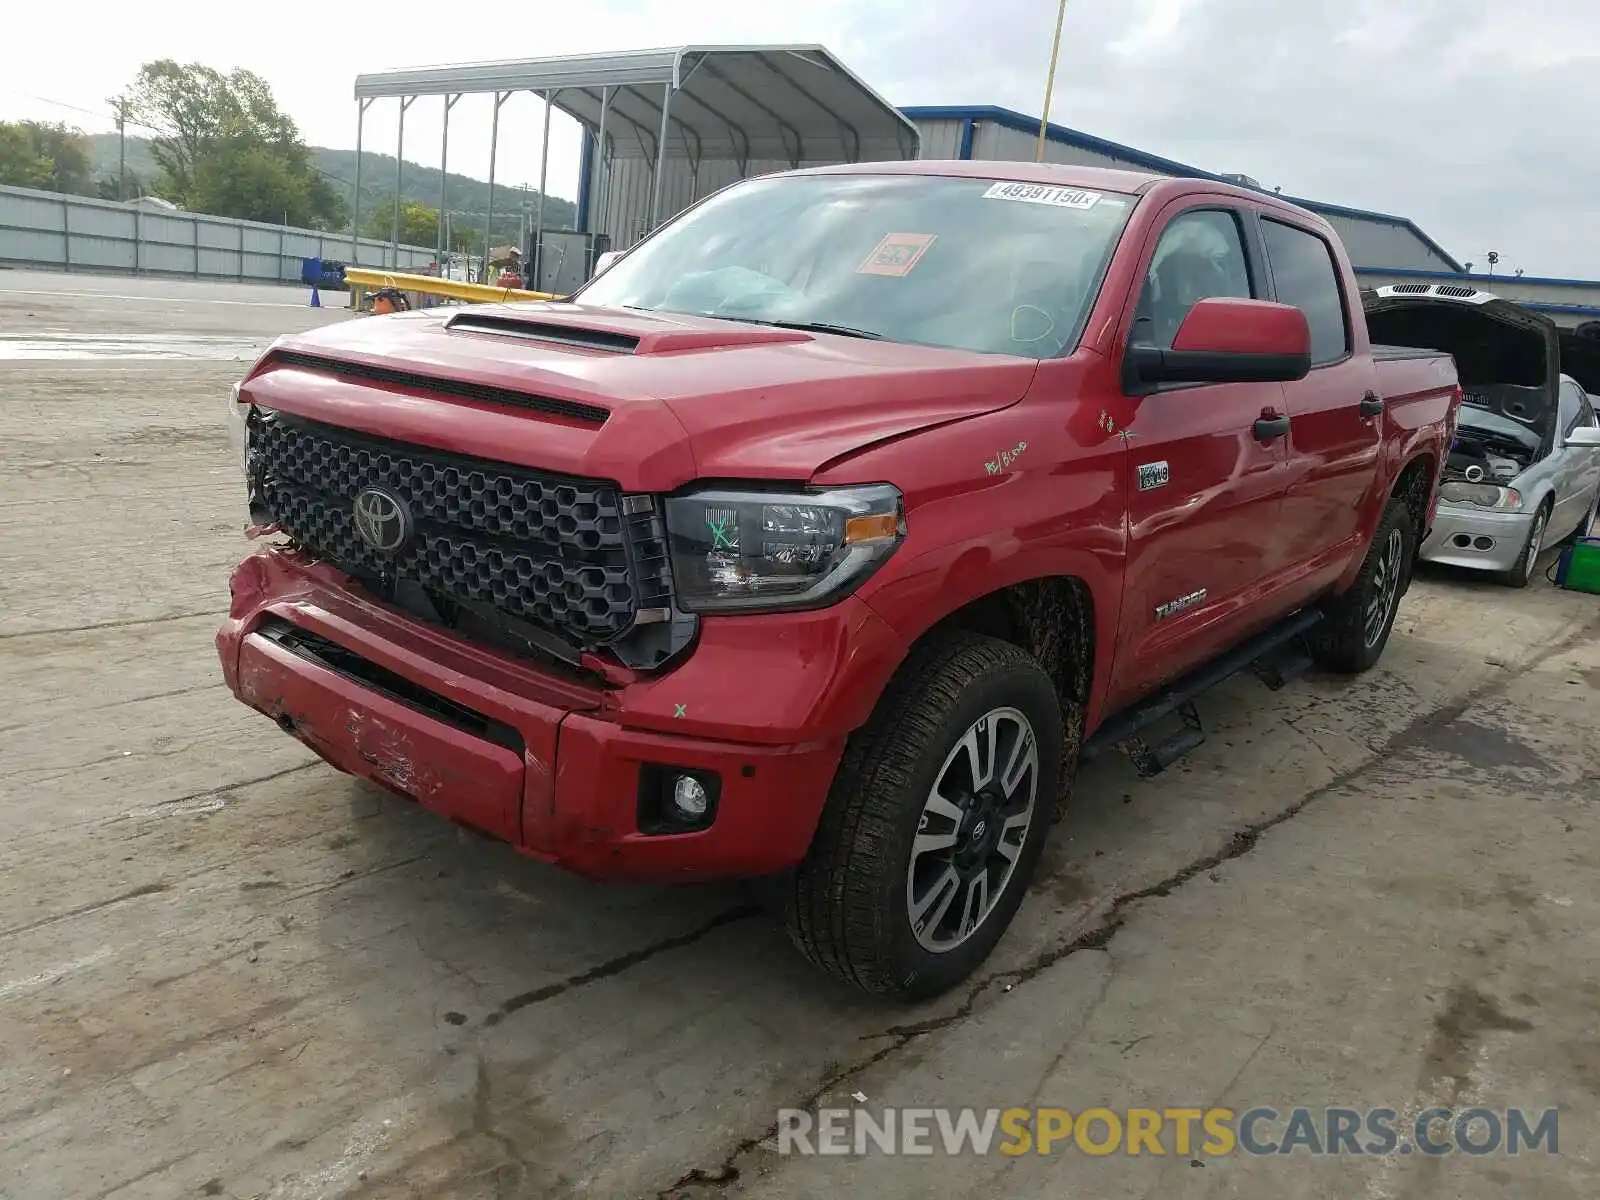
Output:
[{"xmin": 352, "ymin": 45, "xmax": 922, "ymax": 166}]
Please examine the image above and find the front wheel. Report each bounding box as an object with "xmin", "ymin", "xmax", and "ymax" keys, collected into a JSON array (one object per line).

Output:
[
  {"xmin": 1562, "ymin": 491, "xmax": 1598, "ymax": 546},
  {"xmin": 786, "ymin": 632, "xmax": 1064, "ymax": 999},
  {"xmin": 1498, "ymin": 502, "xmax": 1550, "ymax": 588},
  {"xmin": 1310, "ymin": 496, "xmax": 1415, "ymax": 674}
]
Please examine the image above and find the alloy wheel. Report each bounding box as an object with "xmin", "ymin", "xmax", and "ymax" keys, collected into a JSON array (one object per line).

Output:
[
  {"xmin": 906, "ymin": 707, "xmax": 1039, "ymax": 954},
  {"xmin": 1520, "ymin": 509, "xmax": 1548, "ymax": 583},
  {"xmin": 1363, "ymin": 526, "xmax": 1405, "ymax": 648}
]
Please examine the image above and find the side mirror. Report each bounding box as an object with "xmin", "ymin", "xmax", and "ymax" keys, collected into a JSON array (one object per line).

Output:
[
  {"xmin": 592, "ymin": 249, "xmax": 622, "ymax": 277},
  {"xmin": 1565, "ymin": 426, "xmax": 1600, "ymax": 449},
  {"xmin": 1126, "ymin": 297, "xmax": 1312, "ymax": 389}
]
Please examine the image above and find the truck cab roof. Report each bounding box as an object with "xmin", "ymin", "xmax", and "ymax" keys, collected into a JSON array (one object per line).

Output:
[{"xmin": 784, "ymin": 159, "xmax": 1342, "ymax": 237}]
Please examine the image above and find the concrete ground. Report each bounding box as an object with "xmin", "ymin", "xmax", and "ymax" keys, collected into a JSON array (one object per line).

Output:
[{"xmin": 1, "ymin": 269, "xmax": 1596, "ymax": 1200}]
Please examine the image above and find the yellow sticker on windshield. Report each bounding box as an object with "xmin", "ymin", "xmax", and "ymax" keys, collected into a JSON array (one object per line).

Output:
[{"xmin": 857, "ymin": 232, "xmax": 937, "ymax": 277}]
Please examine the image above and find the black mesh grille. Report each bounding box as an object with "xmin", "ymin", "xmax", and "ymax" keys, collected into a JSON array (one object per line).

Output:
[{"xmin": 253, "ymin": 410, "xmax": 649, "ymax": 646}]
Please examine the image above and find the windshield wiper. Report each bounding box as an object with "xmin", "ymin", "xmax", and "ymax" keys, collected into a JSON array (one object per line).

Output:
[
  {"xmin": 752, "ymin": 319, "xmax": 884, "ymax": 341},
  {"xmin": 619, "ymin": 307, "xmax": 885, "ymax": 340}
]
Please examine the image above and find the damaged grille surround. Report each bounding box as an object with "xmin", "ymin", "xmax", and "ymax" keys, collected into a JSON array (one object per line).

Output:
[{"xmin": 247, "ymin": 408, "xmax": 693, "ymax": 670}]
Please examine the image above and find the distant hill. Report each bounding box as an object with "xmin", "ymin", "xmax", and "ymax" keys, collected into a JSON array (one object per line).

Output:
[
  {"xmin": 86, "ymin": 132, "xmax": 159, "ymax": 184},
  {"xmin": 84, "ymin": 133, "xmax": 574, "ymax": 240}
]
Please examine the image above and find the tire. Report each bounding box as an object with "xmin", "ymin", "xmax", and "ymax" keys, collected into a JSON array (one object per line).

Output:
[
  {"xmin": 786, "ymin": 631, "xmax": 1065, "ymax": 999},
  {"xmin": 1560, "ymin": 492, "xmax": 1597, "ymax": 547},
  {"xmin": 1498, "ymin": 502, "xmax": 1551, "ymax": 588},
  {"xmin": 1310, "ymin": 496, "xmax": 1415, "ymax": 674}
]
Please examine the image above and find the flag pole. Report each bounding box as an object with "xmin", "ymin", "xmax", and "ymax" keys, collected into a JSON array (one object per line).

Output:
[{"xmin": 1035, "ymin": 0, "xmax": 1069, "ymax": 162}]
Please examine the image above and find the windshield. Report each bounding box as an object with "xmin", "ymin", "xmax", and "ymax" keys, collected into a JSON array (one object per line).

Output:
[{"xmin": 576, "ymin": 174, "xmax": 1137, "ymax": 357}]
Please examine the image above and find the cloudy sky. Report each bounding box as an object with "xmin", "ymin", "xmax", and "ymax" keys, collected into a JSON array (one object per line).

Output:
[{"xmin": 6, "ymin": 0, "xmax": 1597, "ymax": 275}]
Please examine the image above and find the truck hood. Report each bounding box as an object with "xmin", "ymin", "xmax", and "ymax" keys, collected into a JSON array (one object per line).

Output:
[{"xmin": 242, "ymin": 302, "xmax": 1039, "ymax": 490}]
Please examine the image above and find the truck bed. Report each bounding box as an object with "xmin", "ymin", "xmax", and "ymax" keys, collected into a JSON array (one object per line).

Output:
[
  {"xmin": 1371, "ymin": 344, "xmax": 1457, "ymax": 407},
  {"xmin": 1372, "ymin": 343, "xmax": 1453, "ymax": 362}
]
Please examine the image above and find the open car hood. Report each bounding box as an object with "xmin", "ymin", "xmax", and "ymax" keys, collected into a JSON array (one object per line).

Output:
[
  {"xmin": 1558, "ymin": 326, "xmax": 1600, "ymax": 397},
  {"xmin": 1363, "ymin": 284, "xmax": 1560, "ymax": 448}
]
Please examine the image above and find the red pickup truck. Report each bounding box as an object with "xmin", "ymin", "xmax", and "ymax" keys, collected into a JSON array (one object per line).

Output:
[{"xmin": 218, "ymin": 162, "xmax": 1460, "ymax": 997}]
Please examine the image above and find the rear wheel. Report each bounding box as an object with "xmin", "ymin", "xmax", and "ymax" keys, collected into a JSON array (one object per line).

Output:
[
  {"xmin": 786, "ymin": 631, "xmax": 1064, "ymax": 999},
  {"xmin": 1310, "ymin": 496, "xmax": 1414, "ymax": 674},
  {"xmin": 1499, "ymin": 502, "xmax": 1550, "ymax": 588}
]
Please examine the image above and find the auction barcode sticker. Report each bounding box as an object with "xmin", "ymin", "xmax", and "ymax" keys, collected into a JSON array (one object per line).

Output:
[{"xmin": 982, "ymin": 182, "xmax": 1102, "ymax": 209}]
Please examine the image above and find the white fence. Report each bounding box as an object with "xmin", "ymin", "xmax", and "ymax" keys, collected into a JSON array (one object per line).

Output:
[{"xmin": 0, "ymin": 184, "xmax": 435, "ymax": 283}]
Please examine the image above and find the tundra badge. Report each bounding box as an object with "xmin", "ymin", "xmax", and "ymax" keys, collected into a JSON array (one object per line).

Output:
[
  {"xmin": 1155, "ymin": 588, "xmax": 1206, "ymax": 621},
  {"xmin": 1137, "ymin": 461, "xmax": 1170, "ymax": 491}
]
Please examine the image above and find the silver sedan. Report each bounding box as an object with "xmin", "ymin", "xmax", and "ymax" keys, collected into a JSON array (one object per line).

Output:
[{"xmin": 1421, "ymin": 375, "xmax": 1600, "ymax": 585}]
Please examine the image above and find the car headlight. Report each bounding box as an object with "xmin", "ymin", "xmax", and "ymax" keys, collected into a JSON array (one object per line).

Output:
[
  {"xmin": 1439, "ymin": 482, "xmax": 1523, "ymax": 510},
  {"xmin": 224, "ymin": 381, "xmax": 249, "ymax": 477},
  {"xmin": 664, "ymin": 483, "xmax": 905, "ymax": 612}
]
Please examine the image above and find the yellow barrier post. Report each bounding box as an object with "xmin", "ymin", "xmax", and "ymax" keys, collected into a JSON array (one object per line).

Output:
[{"xmin": 341, "ymin": 267, "xmax": 560, "ymax": 309}]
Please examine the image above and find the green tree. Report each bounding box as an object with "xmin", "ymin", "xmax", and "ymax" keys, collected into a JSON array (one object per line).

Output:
[
  {"xmin": 361, "ymin": 198, "xmax": 477, "ymax": 252},
  {"xmin": 0, "ymin": 120, "xmax": 93, "ymax": 193},
  {"xmin": 123, "ymin": 60, "xmax": 341, "ymax": 228},
  {"xmin": 94, "ymin": 173, "xmax": 146, "ymax": 202},
  {"xmin": 363, "ymin": 198, "xmax": 439, "ymax": 248},
  {"xmin": 191, "ymin": 142, "xmax": 344, "ymax": 228},
  {"xmin": 0, "ymin": 124, "xmax": 50, "ymax": 189}
]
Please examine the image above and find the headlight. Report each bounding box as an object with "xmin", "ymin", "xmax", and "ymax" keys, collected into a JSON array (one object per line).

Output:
[
  {"xmin": 224, "ymin": 381, "xmax": 248, "ymax": 477},
  {"xmin": 1439, "ymin": 482, "xmax": 1523, "ymax": 510},
  {"xmin": 664, "ymin": 483, "xmax": 905, "ymax": 612}
]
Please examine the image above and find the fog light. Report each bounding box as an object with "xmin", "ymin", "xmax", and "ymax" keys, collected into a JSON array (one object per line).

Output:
[
  {"xmin": 672, "ymin": 774, "xmax": 710, "ymax": 820},
  {"xmin": 637, "ymin": 764, "xmax": 721, "ymax": 834}
]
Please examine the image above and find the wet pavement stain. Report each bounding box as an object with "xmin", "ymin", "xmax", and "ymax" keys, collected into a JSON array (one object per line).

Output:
[
  {"xmin": 1566, "ymin": 1039, "xmax": 1600, "ymax": 1096},
  {"xmin": 1052, "ymin": 871, "xmax": 1093, "ymax": 904},
  {"xmin": 1422, "ymin": 984, "xmax": 1534, "ymax": 1098},
  {"xmin": 1421, "ymin": 718, "xmax": 1550, "ymax": 774}
]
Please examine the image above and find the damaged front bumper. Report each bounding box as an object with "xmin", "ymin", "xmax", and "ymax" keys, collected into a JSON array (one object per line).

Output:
[
  {"xmin": 1417, "ymin": 502, "xmax": 1535, "ymax": 574},
  {"xmin": 217, "ymin": 547, "xmax": 905, "ymax": 881}
]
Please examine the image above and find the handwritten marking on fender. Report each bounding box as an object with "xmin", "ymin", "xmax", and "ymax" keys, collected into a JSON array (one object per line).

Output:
[{"xmin": 985, "ymin": 441, "xmax": 1029, "ymax": 476}]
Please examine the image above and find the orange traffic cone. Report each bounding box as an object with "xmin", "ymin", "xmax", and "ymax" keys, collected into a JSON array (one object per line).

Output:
[{"xmin": 310, "ymin": 287, "xmax": 321, "ymax": 308}]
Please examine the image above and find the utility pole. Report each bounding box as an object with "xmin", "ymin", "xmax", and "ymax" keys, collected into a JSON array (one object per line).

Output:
[
  {"xmin": 114, "ymin": 96, "xmax": 129, "ymax": 202},
  {"xmin": 1036, "ymin": 0, "xmax": 1069, "ymax": 162},
  {"xmin": 521, "ymin": 181, "xmax": 530, "ymax": 260}
]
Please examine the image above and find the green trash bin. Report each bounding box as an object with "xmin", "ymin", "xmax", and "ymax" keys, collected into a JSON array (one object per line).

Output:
[{"xmin": 1555, "ymin": 537, "xmax": 1600, "ymax": 594}]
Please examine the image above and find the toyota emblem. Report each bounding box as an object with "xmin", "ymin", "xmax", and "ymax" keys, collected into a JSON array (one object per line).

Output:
[{"xmin": 352, "ymin": 487, "xmax": 413, "ymax": 555}]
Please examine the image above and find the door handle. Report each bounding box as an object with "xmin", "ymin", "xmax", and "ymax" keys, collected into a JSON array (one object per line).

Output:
[
  {"xmin": 1359, "ymin": 392, "xmax": 1385, "ymax": 419},
  {"xmin": 1253, "ymin": 413, "xmax": 1291, "ymax": 440}
]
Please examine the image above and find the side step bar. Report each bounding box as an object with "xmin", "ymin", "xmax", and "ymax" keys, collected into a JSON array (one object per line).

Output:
[{"xmin": 1082, "ymin": 607, "xmax": 1325, "ymax": 778}]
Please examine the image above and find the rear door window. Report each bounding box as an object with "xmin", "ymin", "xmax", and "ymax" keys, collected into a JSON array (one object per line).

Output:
[{"xmin": 1261, "ymin": 218, "xmax": 1350, "ymax": 366}]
